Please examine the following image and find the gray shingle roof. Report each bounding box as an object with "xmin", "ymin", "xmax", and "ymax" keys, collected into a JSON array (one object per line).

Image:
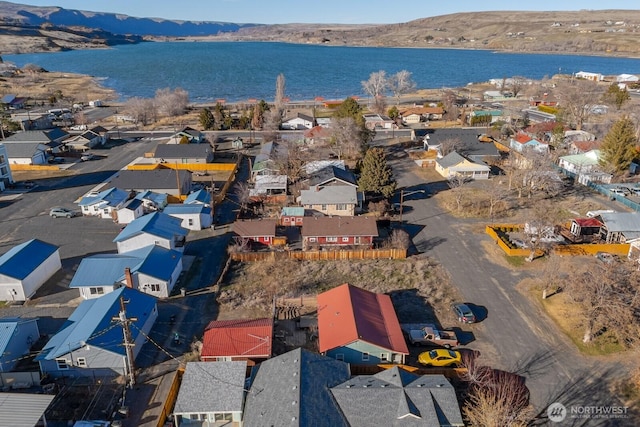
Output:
[
  {"xmin": 308, "ymin": 166, "xmax": 357, "ymax": 187},
  {"xmin": 243, "ymin": 348, "xmax": 350, "ymax": 427},
  {"xmin": 331, "ymin": 367, "xmax": 464, "ymax": 427},
  {"xmin": 424, "ymin": 128, "xmax": 499, "ymax": 158},
  {"xmin": 174, "ymin": 361, "xmax": 247, "ymax": 414},
  {"xmin": 300, "ymin": 185, "xmax": 357, "ymax": 205},
  {"xmin": 108, "ymin": 169, "xmax": 191, "ymax": 192},
  {"xmin": 3, "ymin": 142, "xmax": 44, "ymax": 158},
  {"xmin": 436, "ymin": 152, "xmax": 466, "ymax": 169}
]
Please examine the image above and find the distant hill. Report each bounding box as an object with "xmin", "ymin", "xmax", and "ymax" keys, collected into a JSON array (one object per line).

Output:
[
  {"xmin": 1, "ymin": 3, "xmax": 639, "ymax": 57},
  {"xmin": 0, "ymin": 1, "xmax": 260, "ymax": 37}
]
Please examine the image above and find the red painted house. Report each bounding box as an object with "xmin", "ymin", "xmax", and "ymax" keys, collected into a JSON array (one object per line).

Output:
[
  {"xmin": 201, "ymin": 318, "xmax": 273, "ymax": 365},
  {"xmin": 280, "ymin": 207, "xmax": 306, "ymax": 226},
  {"xmin": 232, "ymin": 219, "xmax": 277, "ymax": 248},
  {"xmin": 301, "ymin": 216, "xmax": 378, "ymax": 250}
]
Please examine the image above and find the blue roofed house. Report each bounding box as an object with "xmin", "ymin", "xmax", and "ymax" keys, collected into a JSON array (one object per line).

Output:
[
  {"xmin": 243, "ymin": 348, "xmax": 351, "ymax": 427},
  {"xmin": 69, "ymin": 245, "xmax": 183, "ymax": 299},
  {"xmin": 163, "ymin": 203, "xmax": 213, "ymax": 230},
  {"xmin": 135, "ymin": 190, "xmax": 169, "ymax": 213},
  {"xmin": 117, "ymin": 198, "xmax": 145, "ymax": 225},
  {"xmin": 184, "ymin": 189, "xmax": 212, "ymax": 207},
  {"xmin": 78, "ymin": 187, "xmax": 132, "ymax": 219},
  {"xmin": 0, "ymin": 317, "xmax": 40, "ymax": 372},
  {"xmin": 0, "ymin": 239, "xmax": 61, "ymax": 302},
  {"xmin": 37, "ymin": 287, "xmax": 158, "ymax": 379},
  {"xmin": 114, "ymin": 212, "xmax": 189, "ymax": 253}
]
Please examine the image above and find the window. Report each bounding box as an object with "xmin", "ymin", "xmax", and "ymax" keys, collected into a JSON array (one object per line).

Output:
[
  {"xmin": 284, "ymin": 217, "xmax": 290, "ymax": 223},
  {"xmin": 0, "ymin": 167, "xmax": 7, "ymax": 176},
  {"xmin": 335, "ymin": 354, "xmax": 344, "ymax": 361},
  {"xmin": 93, "ymin": 206, "xmax": 99, "ymax": 212},
  {"xmin": 336, "ymin": 204, "xmax": 347, "ymax": 210},
  {"xmin": 309, "ymin": 237, "xmax": 317, "ymax": 243},
  {"xmin": 342, "ymin": 237, "xmax": 350, "ymax": 242},
  {"xmin": 188, "ymin": 218, "xmax": 194, "ymax": 226},
  {"xmin": 326, "ymin": 237, "xmax": 338, "ymax": 243},
  {"xmin": 77, "ymin": 357, "xmax": 87, "ymax": 367},
  {"xmin": 215, "ymin": 413, "xmax": 233, "ymax": 421},
  {"xmin": 321, "ymin": 204, "xmax": 327, "ymax": 211},
  {"xmin": 103, "ymin": 209, "xmax": 109, "ymax": 214},
  {"xmin": 362, "ymin": 352, "xmax": 370, "ymax": 361},
  {"xmin": 0, "ymin": 154, "xmax": 5, "ymax": 163},
  {"xmin": 89, "ymin": 287, "xmax": 104, "ymax": 295},
  {"xmin": 296, "ymin": 218, "xmax": 303, "ymax": 223},
  {"xmin": 380, "ymin": 353, "xmax": 388, "ymax": 362},
  {"xmin": 149, "ymin": 284, "xmax": 160, "ymax": 292},
  {"xmin": 56, "ymin": 358, "xmax": 69, "ymax": 370}
]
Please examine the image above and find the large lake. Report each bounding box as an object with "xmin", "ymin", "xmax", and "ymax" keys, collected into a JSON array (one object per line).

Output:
[{"xmin": 5, "ymin": 42, "xmax": 640, "ymax": 103}]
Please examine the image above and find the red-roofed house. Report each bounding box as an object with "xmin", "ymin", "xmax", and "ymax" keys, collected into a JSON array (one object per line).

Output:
[
  {"xmin": 201, "ymin": 318, "xmax": 273, "ymax": 365},
  {"xmin": 567, "ymin": 218, "xmax": 603, "ymax": 243},
  {"xmin": 317, "ymin": 283, "xmax": 409, "ymax": 365},
  {"xmin": 509, "ymin": 132, "xmax": 549, "ymax": 154},
  {"xmin": 570, "ymin": 140, "xmax": 601, "ymax": 155}
]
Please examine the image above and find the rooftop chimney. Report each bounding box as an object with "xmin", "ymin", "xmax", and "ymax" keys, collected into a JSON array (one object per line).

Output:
[{"xmin": 124, "ymin": 267, "xmax": 134, "ymax": 289}]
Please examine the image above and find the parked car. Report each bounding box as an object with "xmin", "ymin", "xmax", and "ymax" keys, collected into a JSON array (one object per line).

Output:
[
  {"xmin": 610, "ymin": 188, "xmax": 627, "ymax": 197},
  {"xmin": 80, "ymin": 153, "xmax": 96, "ymax": 161},
  {"xmin": 48, "ymin": 157, "xmax": 65, "ymax": 164},
  {"xmin": 403, "ymin": 324, "xmax": 459, "ymax": 348},
  {"xmin": 452, "ymin": 302, "xmax": 476, "ymax": 324},
  {"xmin": 418, "ymin": 349, "xmax": 462, "ymax": 367},
  {"xmin": 50, "ymin": 207, "xmax": 78, "ymax": 218}
]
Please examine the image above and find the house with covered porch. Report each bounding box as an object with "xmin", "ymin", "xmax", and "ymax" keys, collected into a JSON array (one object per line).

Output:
[{"xmin": 435, "ymin": 151, "xmax": 490, "ymax": 180}]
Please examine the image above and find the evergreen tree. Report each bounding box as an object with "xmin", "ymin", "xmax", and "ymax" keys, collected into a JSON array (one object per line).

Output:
[
  {"xmin": 603, "ymin": 84, "xmax": 631, "ymax": 110},
  {"xmin": 358, "ymin": 147, "xmax": 396, "ymax": 199},
  {"xmin": 599, "ymin": 117, "xmax": 638, "ymax": 174},
  {"xmin": 198, "ymin": 108, "xmax": 215, "ymax": 130},
  {"xmin": 334, "ymin": 97, "xmax": 362, "ymax": 123}
]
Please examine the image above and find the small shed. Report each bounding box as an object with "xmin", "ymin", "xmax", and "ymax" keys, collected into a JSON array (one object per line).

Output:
[
  {"xmin": 280, "ymin": 206, "xmax": 305, "ymax": 226},
  {"xmin": 0, "ymin": 317, "xmax": 40, "ymax": 372},
  {"xmin": 163, "ymin": 203, "xmax": 213, "ymax": 230},
  {"xmin": 117, "ymin": 198, "xmax": 145, "ymax": 224}
]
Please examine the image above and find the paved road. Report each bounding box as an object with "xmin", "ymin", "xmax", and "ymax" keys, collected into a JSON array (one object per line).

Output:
[{"xmin": 383, "ymin": 141, "xmax": 630, "ymax": 425}]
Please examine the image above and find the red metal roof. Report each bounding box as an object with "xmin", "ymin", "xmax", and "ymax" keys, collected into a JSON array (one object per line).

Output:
[
  {"xmin": 514, "ymin": 133, "xmax": 532, "ymax": 144},
  {"xmin": 201, "ymin": 318, "xmax": 273, "ymax": 359},
  {"xmin": 317, "ymin": 283, "xmax": 409, "ymax": 355},
  {"xmin": 574, "ymin": 218, "xmax": 603, "ymax": 228}
]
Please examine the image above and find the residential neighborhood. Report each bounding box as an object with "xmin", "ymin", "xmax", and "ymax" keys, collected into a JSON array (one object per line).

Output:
[{"xmin": 1, "ymin": 63, "xmax": 640, "ymax": 427}]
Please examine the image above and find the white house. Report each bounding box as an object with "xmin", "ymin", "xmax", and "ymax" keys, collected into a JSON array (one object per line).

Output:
[
  {"xmin": 163, "ymin": 203, "xmax": 213, "ymax": 230},
  {"xmin": 78, "ymin": 187, "xmax": 131, "ymax": 219},
  {"xmin": 575, "ymin": 71, "xmax": 604, "ymax": 81},
  {"xmin": 0, "ymin": 317, "xmax": 39, "ymax": 372},
  {"xmin": 114, "ymin": 212, "xmax": 189, "ymax": 253},
  {"xmin": 135, "ymin": 190, "xmax": 168, "ymax": 212},
  {"xmin": 558, "ymin": 150, "xmax": 601, "ymax": 174},
  {"xmin": 281, "ymin": 113, "xmax": 315, "ymax": 130},
  {"xmin": 117, "ymin": 198, "xmax": 145, "ymax": 224},
  {"xmin": 435, "ymin": 151, "xmax": 490, "ymax": 180},
  {"xmin": 0, "ymin": 143, "xmax": 13, "ymax": 192},
  {"xmin": 0, "ymin": 239, "xmax": 61, "ymax": 302},
  {"xmin": 69, "ymin": 245, "xmax": 183, "ymax": 299},
  {"xmin": 37, "ymin": 287, "xmax": 158, "ymax": 379},
  {"xmin": 616, "ymin": 73, "xmax": 639, "ymax": 84}
]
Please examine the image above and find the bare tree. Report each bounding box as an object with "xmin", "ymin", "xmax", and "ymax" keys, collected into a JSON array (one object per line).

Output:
[
  {"xmin": 463, "ymin": 369, "xmax": 533, "ymax": 427},
  {"xmin": 361, "ymin": 70, "xmax": 388, "ymax": 102},
  {"xmin": 554, "ymin": 78, "xmax": 605, "ymax": 130},
  {"xmin": 233, "ymin": 181, "xmax": 252, "ymax": 213},
  {"xmin": 438, "ymin": 137, "xmax": 462, "ymax": 157},
  {"xmin": 509, "ymin": 76, "xmax": 528, "ymax": 98},
  {"xmin": 155, "ymin": 87, "xmax": 189, "ymax": 117},
  {"xmin": 372, "ymin": 95, "xmax": 387, "ymax": 115},
  {"xmin": 328, "ymin": 117, "xmax": 363, "ymax": 161},
  {"xmin": 485, "ymin": 181, "xmax": 510, "ymax": 220},
  {"xmin": 388, "ymin": 70, "xmax": 416, "ymax": 105},
  {"xmin": 523, "ymin": 200, "xmax": 564, "ymax": 262},
  {"xmin": 124, "ymin": 97, "xmax": 157, "ymax": 125},
  {"xmin": 448, "ymin": 175, "xmax": 468, "ymax": 213},
  {"xmin": 565, "ymin": 259, "xmax": 640, "ymax": 344},
  {"xmin": 440, "ymin": 89, "xmax": 459, "ymax": 124},
  {"xmin": 387, "ymin": 228, "xmax": 411, "ymax": 250}
]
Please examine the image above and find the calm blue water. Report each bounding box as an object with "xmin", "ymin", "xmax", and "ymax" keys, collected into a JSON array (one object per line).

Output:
[{"xmin": 5, "ymin": 42, "xmax": 640, "ymax": 103}]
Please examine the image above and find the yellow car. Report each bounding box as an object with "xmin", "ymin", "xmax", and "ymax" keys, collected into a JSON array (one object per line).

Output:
[{"xmin": 418, "ymin": 349, "xmax": 462, "ymax": 367}]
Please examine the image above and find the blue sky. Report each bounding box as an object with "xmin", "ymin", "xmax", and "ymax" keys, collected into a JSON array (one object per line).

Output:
[{"xmin": 10, "ymin": 0, "xmax": 640, "ymax": 24}]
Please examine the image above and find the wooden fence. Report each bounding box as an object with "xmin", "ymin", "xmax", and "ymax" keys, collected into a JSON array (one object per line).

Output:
[
  {"xmin": 486, "ymin": 225, "xmax": 630, "ymax": 257},
  {"xmin": 230, "ymin": 248, "xmax": 407, "ymax": 262},
  {"xmin": 155, "ymin": 367, "xmax": 184, "ymax": 427},
  {"xmin": 9, "ymin": 164, "xmax": 60, "ymax": 171}
]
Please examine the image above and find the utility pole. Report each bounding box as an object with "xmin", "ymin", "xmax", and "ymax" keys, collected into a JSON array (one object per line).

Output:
[
  {"xmin": 399, "ymin": 189, "xmax": 404, "ymax": 224},
  {"xmin": 113, "ymin": 297, "xmax": 137, "ymax": 388}
]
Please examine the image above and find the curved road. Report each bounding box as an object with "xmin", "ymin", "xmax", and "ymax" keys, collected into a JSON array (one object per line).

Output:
[{"xmin": 383, "ymin": 142, "xmax": 630, "ymax": 425}]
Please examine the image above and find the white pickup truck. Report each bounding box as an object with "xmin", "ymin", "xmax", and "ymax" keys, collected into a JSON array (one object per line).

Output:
[{"xmin": 402, "ymin": 324, "xmax": 459, "ymax": 348}]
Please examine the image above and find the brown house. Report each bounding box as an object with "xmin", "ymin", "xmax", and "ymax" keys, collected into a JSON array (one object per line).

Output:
[
  {"xmin": 301, "ymin": 216, "xmax": 378, "ymax": 250},
  {"xmin": 232, "ymin": 219, "xmax": 278, "ymax": 247}
]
